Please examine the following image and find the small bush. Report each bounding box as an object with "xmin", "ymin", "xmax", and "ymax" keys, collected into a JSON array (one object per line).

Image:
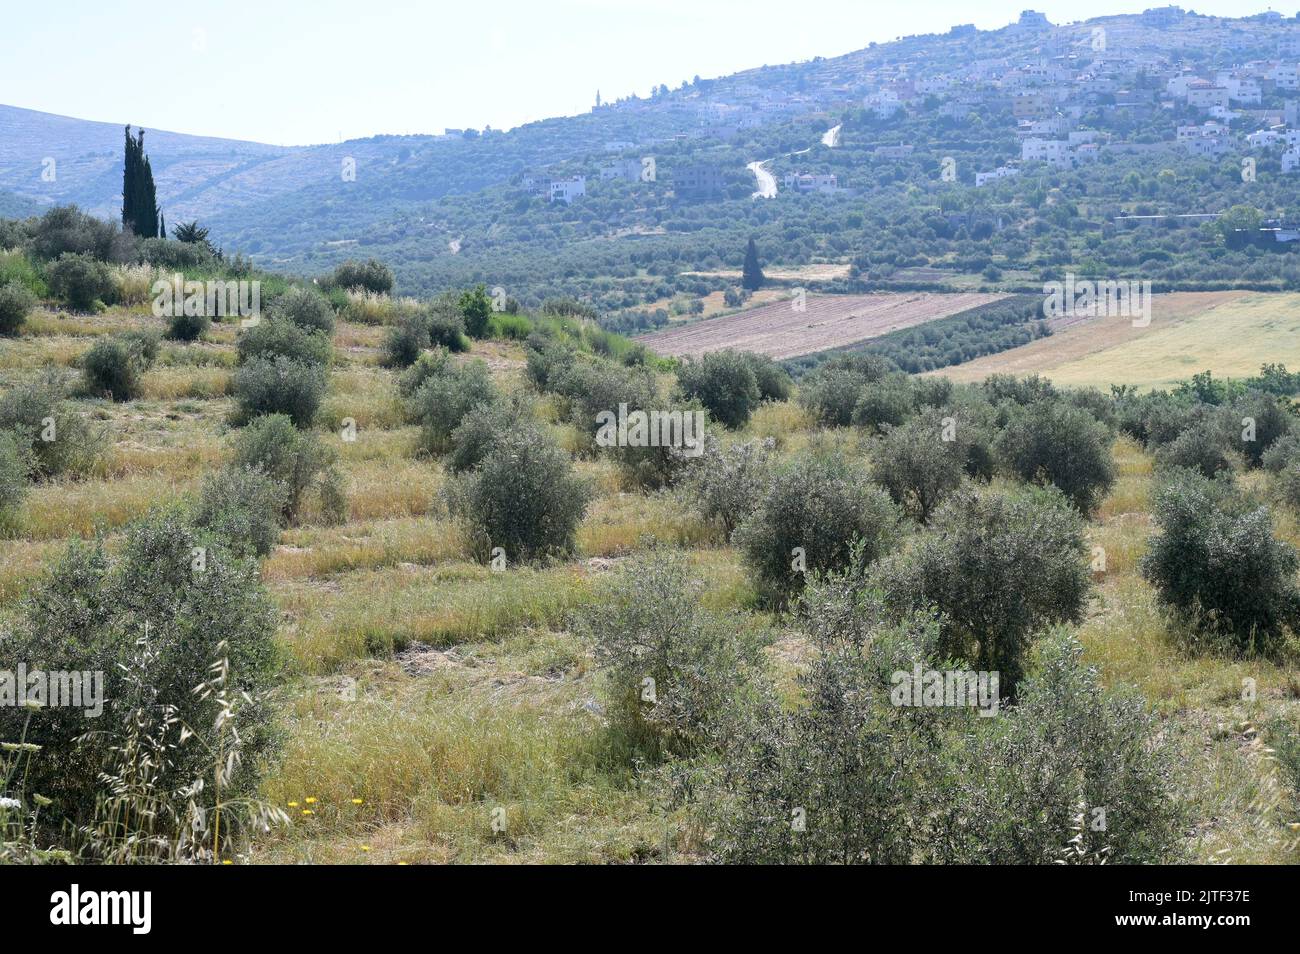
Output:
[
  {"xmin": 677, "ymin": 351, "xmax": 761, "ymax": 428},
  {"xmin": 193, "ymin": 465, "xmax": 289, "ymax": 557},
  {"xmin": 936, "ymin": 632, "xmax": 1184, "ymax": 864},
  {"xmin": 0, "ymin": 369, "xmax": 108, "ymax": 477},
  {"xmin": 1234, "ymin": 391, "xmax": 1293, "ymax": 469},
  {"xmin": 1262, "ymin": 433, "xmax": 1300, "ymax": 475},
  {"xmin": 879, "ymin": 485, "xmax": 1090, "ymax": 690},
  {"xmin": 236, "ymin": 318, "xmax": 332, "ymax": 368},
  {"xmin": 0, "ymin": 429, "xmax": 32, "ymax": 523},
  {"xmin": 995, "ymin": 400, "xmax": 1116, "ymax": 513},
  {"xmin": 851, "ymin": 372, "xmax": 916, "ymax": 433},
  {"xmin": 47, "ymin": 252, "xmax": 114, "ymax": 311},
  {"xmin": 1, "ymin": 511, "xmax": 280, "ymax": 833},
  {"xmin": 426, "ymin": 304, "xmax": 469, "ymax": 352},
  {"xmin": 709, "ymin": 586, "xmax": 941, "ymax": 864},
  {"xmin": 1154, "ymin": 416, "xmax": 1239, "ymax": 479},
  {"xmin": 458, "ymin": 284, "xmax": 492, "ymax": 338},
  {"xmin": 165, "ymin": 308, "xmax": 210, "ymax": 342},
  {"xmin": 683, "ymin": 437, "xmax": 776, "ymax": 538},
  {"xmin": 326, "ymin": 258, "xmax": 394, "ymax": 295},
  {"xmin": 269, "ymin": 286, "xmax": 335, "ymax": 334},
  {"xmin": 576, "ymin": 551, "xmax": 768, "ymax": 761},
  {"xmin": 397, "ymin": 348, "xmax": 451, "ymax": 399},
  {"xmin": 27, "ymin": 206, "xmax": 132, "ymax": 263},
  {"xmin": 382, "ymin": 313, "xmax": 429, "ymax": 368},
  {"xmin": 231, "ymin": 357, "xmax": 327, "ymax": 428},
  {"xmin": 735, "ymin": 450, "xmax": 903, "ymax": 605},
  {"xmin": 407, "ymin": 359, "xmax": 497, "ymax": 455},
  {"xmin": 524, "ymin": 333, "xmax": 577, "ymax": 391},
  {"xmin": 1141, "ymin": 471, "xmax": 1300, "ymax": 654},
  {"xmin": 739, "ymin": 351, "xmax": 792, "ymax": 402},
  {"xmin": 446, "ymin": 398, "xmax": 535, "ymax": 474},
  {"xmin": 231, "ymin": 414, "xmax": 337, "ymax": 522},
  {"xmin": 81, "ymin": 332, "xmax": 158, "ymax": 401},
  {"xmin": 870, "ymin": 411, "xmax": 967, "ymax": 522},
  {"xmin": 0, "ymin": 281, "xmax": 36, "ymax": 335},
  {"xmin": 445, "ymin": 430, "xmax": 589, "ymax": 563}
]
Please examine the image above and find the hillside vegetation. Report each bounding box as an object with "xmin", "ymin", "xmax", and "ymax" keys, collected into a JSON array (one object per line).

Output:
[{"xmin": 3, "ymin": 208, "xmax": 1300, "ymax": 864}]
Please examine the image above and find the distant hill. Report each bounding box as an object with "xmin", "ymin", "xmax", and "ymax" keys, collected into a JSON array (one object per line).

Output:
[{"xmin": 2, "ymin": 8, "xmax": 1299, "ymax": 309}]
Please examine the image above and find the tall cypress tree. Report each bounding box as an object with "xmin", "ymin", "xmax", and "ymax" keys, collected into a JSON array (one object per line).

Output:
[
  {"xmin": 742, "ymin": 237, "xmax": 765, "ymax": 291},
  {"xmin": 122, "ymin": 126, "xmax": 137, "ymax": 232},
  {"xmin": 122, "ymin": 126, "xmax": 161, "ymax": 238}
]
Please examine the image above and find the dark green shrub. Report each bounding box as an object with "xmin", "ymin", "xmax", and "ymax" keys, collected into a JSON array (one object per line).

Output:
[
  {"xmin": 936, "ymin": 632, "xmax": 1183, "ymax": 864},
  {"xmin": 735, "ymin": 450, "xmax": 903, "ymax": 605},
  {"xmin": 326, "ymin": 258, "xmax": 393, "ymax": 295},
  {"xmin": 445, "ymin": 429, "xmax": 589, "ymax": 563},
  {"xmin": 796, "ymin": 354, "xmax": 895, "ymax": 427},
  {"xmin": 1141, "ymin": 471, "xmax": 1300, "ymax": 654},
  {"xmin": 382, "ymin": 313, "xmax": 429, "ymax": 368},
  {"xmin": 408, "ymin": 359, "xmax": 497, "ymax": 455},
  {"xmin": 0, "ymin": 510, "xmax": 280, "ymax": 831},
  {"xmin": 236, "ymin": 318, "xmax": 332, "ymax": 367},
  {"xmin": 28, "ymin": 206, "xmax": 132, "ymax": 263},
  {"xmin": 1233, "ymin": 391, "xmax": 1293, "ymax": 469},
  {"xmin": 166, "ymin": 309, "xmax": 210, "ymax": 342},
  {"xmin": 1262, "ymin": 433, "xmax": 1300, "ymax": 474},
  {"xmin": 397, "ymin": 348, "xmax": 450, "ymax": 399},
  {"xmin": 46, "ymin": 252, "xmax": 114, "ymax": 310},
  {"xmin": 138, "ymin": 237, "xmax": 218, "ymax": 270},
  {"xmin": 739, "ymin": 351, "xmax": 792, "ymax": 402},
  {"xmin": 0, "ymin": 281, "xmax": 36, "ymax": 335},
  {"xmin": 458, "ymin": 284, "xmax": 492, "ymax": 339},
  {"xmin": 426, "ymin": 304, "xmax": 469, "ymax": 352},
  {"xmin": 995, "ymin": 400, "xmax": 1116, "ymax": 513},
  {"xmin": 269, "ymin": 286, "xmax": 335, "ymax": 334},
  {"xmin": 446, "ymin": 398, "xmax": 535, "ymax": 474},
  {"xmin": 710, "ymin": 585, "xmax": 941, "ymax": 864},
  {"xmin": 851, "ymin": 373, "xmax": 916, "ymax": 433},
  {"xmin": 870, "ymin": 411, "xmax": 968, "ymax": 522},
  {"xmin": 879, "ymin": 486, "xmax": 1090, "ymax": 690},
  {"xmin": 231, "ymin": 414, "xmax": 337, "ymax": 522},
  {"xmin": 981, "ymin": 372, "xmax": 1057, "ymax": 407},
  {"xmin": 677, "ymin": 351, "xmax": 760, "ymax": 428},
  {"xmin": 524, "ymin": 333, "xmax": 577, "ymax": 391},
  {"xmin": 193, "ymin": 465, "xmax": 288, "ymax": 557},
  {"xmin": 683, "ymin": 436, "xmax": 775, "ymax": 538},
  {"xmin": 575, "ymin": 550, "xmax": 768, "ymax": 761},
  {"xmin": 551, "ymin": 359, "xmax": 658, "ymax": 450},
  {"xmin": 0, "ymin": 369, "xmax": 108, "ymax": 477},
  {"xmin": 81, "ymin": 332, "xmax": 158, "ymax": 401},
  {"xmin": 231, "ymin": 357, "xmax": 327, "ymax": 428},
  {"xmin": 1154, "ymin": 416, "xmax": 1239, "ymax": 478},
  {"xmin": 0, "ymin": 428, "xmax": 31, "ymax": 523}
]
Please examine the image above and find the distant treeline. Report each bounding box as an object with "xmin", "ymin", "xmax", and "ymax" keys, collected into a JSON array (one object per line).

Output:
[{"xmin": 787, "ymin": 294, "xmax": 1044, "ymax": 377}]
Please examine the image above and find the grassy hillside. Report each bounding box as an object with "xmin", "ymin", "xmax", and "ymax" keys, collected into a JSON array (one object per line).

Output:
[{"xmin": 3, "ymin": 221, "xmax": 1300, "ymax": 863}]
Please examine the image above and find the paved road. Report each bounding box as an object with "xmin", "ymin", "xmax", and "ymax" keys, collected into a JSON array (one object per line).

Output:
[{"xmin": 747, "ymin": 159, "xmax": 776, "ymax": 198}]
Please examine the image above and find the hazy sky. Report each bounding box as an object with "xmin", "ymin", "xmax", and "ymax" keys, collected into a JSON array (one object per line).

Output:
[{"xmin": 0, "ymin": 0, "xmax": 1285, "ymax": 145}]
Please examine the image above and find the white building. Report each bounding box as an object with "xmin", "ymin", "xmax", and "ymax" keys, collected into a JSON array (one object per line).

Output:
[
  {"xmin": 975, "ymin": 165, "xmax": 1020, "ymax": 187},
  {"xmin": 599, "ymin": 159, "xmax": 644, "ymax": 183},
  {"xmin": 549, "ymin": 177, "xmax": 586, "ymax": 204},
  {"xmin": 1283, "ymin": 148, "xmax": 1300, "ymax": 173},
  {"xmin": 1187, "ymin": 85, "xmax": 1230, "ymax": 111},
  {"xmin": 1021, "ymin": 138, "xmax": 1072, "ymax": 168},
  {"xmin": 864, "ymin": 90, "xmax": 903, "ymax": 118},
  {"xmin": 782, "ymin": 173, "xmax": 840, "ymax": 193}
]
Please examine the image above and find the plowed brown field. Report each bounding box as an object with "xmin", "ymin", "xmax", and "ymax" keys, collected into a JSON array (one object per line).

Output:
[{"xmin": 637, "ymin": 292, "xmax": 1006, "ymax": 360}]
